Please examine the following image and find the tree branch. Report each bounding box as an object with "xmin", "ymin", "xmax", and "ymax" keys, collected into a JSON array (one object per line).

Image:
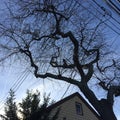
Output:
[
  {"xmin": 20, "ymin": 48, "xmax": 80, "ymax": 86},
  {"xmin": 58, "ymin": 31, "xmax": 85, "ymax": 78},
  {"xmin": 84, "ymin": 64, "xmax": 94, "ymax": 82},
  {"xmin": 50, "ymin": 57, "xmax": 75, "ymax": 69},
  {"xmin": 107, "ymin": 86, "xmax": 120, "ymax": 105}
]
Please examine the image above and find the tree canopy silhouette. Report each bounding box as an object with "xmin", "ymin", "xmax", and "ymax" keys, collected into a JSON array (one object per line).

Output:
[
  {"xmin": 0, "ymin": 89, "xmax": 59, "ymax": 120},
  {"xmin": 19, "ymin": 90, "xmax": 59, "ymax": 120},
  {"xmin": 3, "ymin": 89, "xmax": 19, "ymax": 120},
  {"xmin": 0, "ymin": 0, "xmax": 120, "ymax": 120}
]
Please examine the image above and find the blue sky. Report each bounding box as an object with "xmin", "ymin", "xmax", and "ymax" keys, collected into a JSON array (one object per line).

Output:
[
  {"xmin": 0, "ymin": 64, "xmax": 120, "ymax": 119},
  {"xmin": 0, "ymin": 0, "xmax": 120, "ymax": 119}
]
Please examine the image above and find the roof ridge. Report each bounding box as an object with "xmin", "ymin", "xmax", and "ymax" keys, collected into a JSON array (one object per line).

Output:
[{"xmin": 48, "ymin": 92, "xmax": 102, "ymax": 120}]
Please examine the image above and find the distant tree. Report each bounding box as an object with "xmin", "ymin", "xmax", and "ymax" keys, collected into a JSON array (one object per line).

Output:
[
  {"xmin": 19, "ymin": 90, "xmax": 59, "ymax": 120},
  {"xmin": 0, "ymin": 89, "xmax": 59, "ymax": 120},
  {"xmin": 19, "ymin": 90, "xmax": 40, "ymax": 120},
  {"xmin": 4, "ymin": 89, "xmax": 19, "ymax": 120}
]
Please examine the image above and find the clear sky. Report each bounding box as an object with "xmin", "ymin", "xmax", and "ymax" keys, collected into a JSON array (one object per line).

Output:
[{"xmin": 0, "ymin": 0, "xmax": 120, "ymax": 120}]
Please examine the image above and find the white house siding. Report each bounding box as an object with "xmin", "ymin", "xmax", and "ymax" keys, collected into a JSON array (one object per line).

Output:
[{"xmin": 49, "ymin": 95, "xmax": 100, "ymax": 120}]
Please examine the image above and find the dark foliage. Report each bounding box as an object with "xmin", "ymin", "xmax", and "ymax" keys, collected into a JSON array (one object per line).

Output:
[{"xmin": 0, "ymin": 89, "xmax": 59, "ymax": 120}]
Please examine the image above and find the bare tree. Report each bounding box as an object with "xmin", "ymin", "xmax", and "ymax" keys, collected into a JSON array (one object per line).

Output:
[{"xmin": 0, "ymin": 0, "xmax": 120, "ymax": 120}]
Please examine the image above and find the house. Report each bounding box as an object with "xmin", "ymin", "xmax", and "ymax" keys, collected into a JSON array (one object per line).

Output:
[{"xmin": 48, "ymin": 92, "xmax": 102, "ymax": 120}]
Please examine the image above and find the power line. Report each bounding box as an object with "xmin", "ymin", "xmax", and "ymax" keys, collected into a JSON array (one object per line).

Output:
[
  {"xmin": 0, "ymin": 70, "xmax": 29, "ymax": 102},
  {"xmin": 92, "ymin": 0, "xmax": 120, "ymax": 25},
  {"xmin": 90, "ymin": 0, "xmax": 120, "ymax": 32},
  {"xmin": 89, "ymin": 0, "xmax": 120, "ymax": 47},
  {"xmin": 10, "ymin": 70, "xmax": 28, "ymax": 91},
  {"xmin": 75, "ymin": 0, "xmax": 120, "ymax": 35},
  {"xmin": 61, "ymin": 84, "xmax": 71, "ymax": 99},
  {"xmin": 14, "ymin": 71, "xmax": 29, "ymax": 92},
  {"xmin": 110, "ymin": 35, "xmax": 120, "ymax": 46},
  {"xmin": 105, "ymin": 0, "xmax": 120, "ymax": 15},
  {"xmin": 0, "ymin": 70, "xmax": 29, "ymax": 110}
]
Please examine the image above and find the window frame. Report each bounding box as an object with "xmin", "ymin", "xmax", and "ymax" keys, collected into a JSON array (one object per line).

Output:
[{"xmin": 75, "ymin": 102, "xmax": 83, "ymax": 115}]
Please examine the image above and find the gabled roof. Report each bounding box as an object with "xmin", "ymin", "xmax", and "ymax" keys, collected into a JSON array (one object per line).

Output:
[{"xmin": 48, "ymin": 92, "xmax": 102, "ymax": 120}]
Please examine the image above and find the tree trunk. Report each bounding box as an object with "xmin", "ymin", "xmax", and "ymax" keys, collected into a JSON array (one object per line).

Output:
[
  {"xmin": 98, "ymin": 99, "xmax": 117, "ymax": 120},
  {"xmin": 78, "ymin": 85, "xmax": 117, "ymax": 120}
]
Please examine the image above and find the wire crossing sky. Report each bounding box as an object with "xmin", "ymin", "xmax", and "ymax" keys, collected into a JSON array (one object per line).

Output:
[{"xmin": 0, "ymin": 0, "xmax": 120, "ymax": 119}]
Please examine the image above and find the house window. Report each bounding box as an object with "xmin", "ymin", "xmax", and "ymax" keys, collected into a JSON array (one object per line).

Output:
[{"xmin": 75, "ymin": 102, "xmax": 83, "ymax": 115}]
